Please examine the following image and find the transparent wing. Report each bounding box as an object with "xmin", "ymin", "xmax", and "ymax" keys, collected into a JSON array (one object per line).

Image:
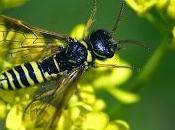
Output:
[
  {"xmin": 23, "ymin": 68, "xmax": 84, "ymax": 129},
  {"xmin": 0, "ymin": 15, "xmax": 71, "ymax": 66}
]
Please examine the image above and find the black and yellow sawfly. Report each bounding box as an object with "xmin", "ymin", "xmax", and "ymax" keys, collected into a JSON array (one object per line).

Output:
[{"xmin": 0, "ymin": 0, "xmax": 147, "ymax": 129}]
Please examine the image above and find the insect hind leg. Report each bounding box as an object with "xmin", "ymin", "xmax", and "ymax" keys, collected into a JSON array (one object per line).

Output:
[{"xmin": 94, "ymin": 63, "xmax": 140, "ymax": 72}]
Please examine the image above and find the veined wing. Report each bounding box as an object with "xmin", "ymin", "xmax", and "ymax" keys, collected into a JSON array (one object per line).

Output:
[
  {"xmin": 23, "ymin": 68, "xmax": 84, "ymax": 129},
  {"xmin": 0, "ymin": 15, "xmax": 71, "ymax": 66}
]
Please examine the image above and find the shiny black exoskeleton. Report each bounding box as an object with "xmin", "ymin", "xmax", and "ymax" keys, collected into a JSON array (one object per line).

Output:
[
  {"xmin": 88, "ymin": 29, "xmax": 115, "ymax": 60},
  {"xmin": 56, "ymin": 41, "xmax": 88, "ymax": 71},
  {"xmin": 56, "ymin": 29, "xmax": 116, "ymax": 71}
]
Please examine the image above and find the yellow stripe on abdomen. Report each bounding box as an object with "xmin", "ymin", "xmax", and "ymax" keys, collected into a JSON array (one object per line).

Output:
[
  {"xmin": 30, "ymin": 62, "xmax": 44, "ymax": 83},
  {"xmin": 21, "ymin": 64, "xmax": 35, "ymax": 86}
]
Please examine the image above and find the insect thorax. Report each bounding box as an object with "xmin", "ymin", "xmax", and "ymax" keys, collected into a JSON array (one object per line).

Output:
[
  {"xmin": 53, "ymin": 29, "xmax": 116, "ymax": 71},
  {"xmin": 54, "ymin": 40, "xmax": 88, "ymax": 71}
]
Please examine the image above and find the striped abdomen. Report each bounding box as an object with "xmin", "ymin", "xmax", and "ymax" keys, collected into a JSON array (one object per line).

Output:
[
  {"xmin": 0, "ymin": 56, "xmax": 60, "ymax": 90},
  {"xmin": 0, "ymin": 40, "xmax": 89, "ymax": 90}
]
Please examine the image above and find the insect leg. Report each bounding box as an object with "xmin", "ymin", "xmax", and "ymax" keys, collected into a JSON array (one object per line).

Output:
[{"xmin": 94, "ymin": 63, "xmax": 140, "ymax": 72}]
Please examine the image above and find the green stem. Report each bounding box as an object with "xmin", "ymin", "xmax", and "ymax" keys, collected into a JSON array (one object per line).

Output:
[
  {"xmin": 112, "ymin": 36, "xmax": 172, "ymax": 116},
  {"xmin": 130, "ymin": 35, "xmax": 171, "ymax": 92}
]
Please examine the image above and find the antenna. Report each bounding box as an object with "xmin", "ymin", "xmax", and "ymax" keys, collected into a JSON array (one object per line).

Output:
[
  {"xmin": 114, "ymin": 39, "xmax": 151, "ymax": 52},
  {"xmin": 84, "ymin": 0, "xmax": 97, "ymax": 38},
  {"xmin": 111, "ymin": 0, "xmax": 125, "ymax": 34},
  {"xmin": 110, "ymin": 0, "xmax": 150, "ymax": 51}
]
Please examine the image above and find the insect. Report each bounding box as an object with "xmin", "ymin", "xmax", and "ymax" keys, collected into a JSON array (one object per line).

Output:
[{"xmin": 0, "ymin": 0, "xmax": 147, "ymax": 129}]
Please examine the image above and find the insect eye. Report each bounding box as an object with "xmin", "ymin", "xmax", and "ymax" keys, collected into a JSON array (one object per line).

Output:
[{"xmin": 89, "ymin": 29, "xmax": 114, "ymax": 59}]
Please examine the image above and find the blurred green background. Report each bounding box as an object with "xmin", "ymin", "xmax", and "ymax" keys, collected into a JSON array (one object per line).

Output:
[{"xmin": 0, "ymin": 0, "xmax": 175, "ymax": 130}]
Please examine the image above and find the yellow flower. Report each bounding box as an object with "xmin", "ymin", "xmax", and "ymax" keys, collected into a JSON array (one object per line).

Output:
[
  {"xmin": 125, "ymin": 0, "xmax": 156, "ymax": 15},
  {"xmin": 167, "ymin": 0, "xmax": 175, "ymax": 19},
  {"xmin": 0, "ymin": 0, "xmax": 28, "ymax": 9},
  {"xmin": 125, "ymin": 0, "xmax": 175, "ymax": 20},
  {"xmin": 0, "ymin": 24, "xmax": 131, "ymax": 130}
]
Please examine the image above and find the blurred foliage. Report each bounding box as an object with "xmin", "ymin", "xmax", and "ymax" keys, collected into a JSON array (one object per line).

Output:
[
  {"xmin": 0, "ymin": 0, "xmax": 28, "ymax": 9},
  {"xmin": 125, "ymin": 0, "xmax": 175, "ymax": 91},
  {"xmin": 0, "ymin": 0, "xmax": 175, "ymax": 130}
]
